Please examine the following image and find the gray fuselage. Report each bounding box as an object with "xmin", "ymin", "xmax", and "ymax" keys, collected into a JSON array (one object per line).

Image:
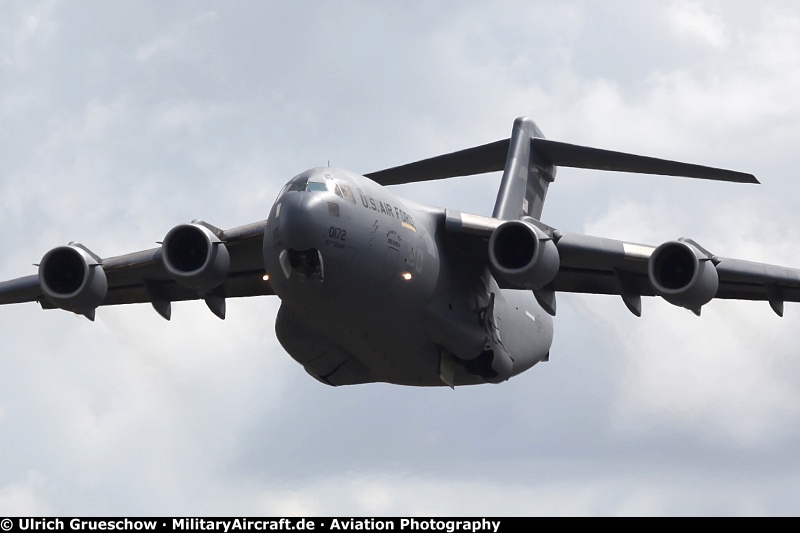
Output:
[{"xmin": 263, "ymin": 168, "xmax": 553, "ymax": 386}]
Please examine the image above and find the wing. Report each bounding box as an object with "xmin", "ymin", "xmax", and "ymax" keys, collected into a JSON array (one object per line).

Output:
[
  {"xmin": 442, "ymin": 210, "xmax": 800, "ymax": 317},
  {"xmin": 0, "ymin": 220, "xmax": 273, "ymax": 320},
  {"xmin": 552, "ymin": 231, "xmax": 800, "ymax": 317}
]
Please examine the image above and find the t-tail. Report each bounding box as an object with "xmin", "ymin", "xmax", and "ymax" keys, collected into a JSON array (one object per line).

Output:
[{"xmin": 365, "ymin": 116, "xmax": 758, "ymax": 220}]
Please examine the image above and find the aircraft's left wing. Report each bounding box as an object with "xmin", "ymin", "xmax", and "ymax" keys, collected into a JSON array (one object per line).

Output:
[
  {"xmin": 443, "ymin": 210, "xmax": 800, "ymax": 317},
  {"xmin": 551, "ymin": 231, "xmax": 800, "ymax": 317},
  {"xmin": 0, "ymin": 220, "xmax": 273, "ymax": 320}
]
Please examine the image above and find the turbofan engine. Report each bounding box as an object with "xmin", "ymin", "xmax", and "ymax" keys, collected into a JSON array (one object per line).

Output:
[
  {"xmin": 162, "ymin": 222, "xmax": 230, "ymax": 294},
  {"xmin": 648, "ymin": 240, "xmax": 719, "ymax": 310},
  {"xmin": 38, "ymin": 244, "xmax": 107, "ymax": 318},
  {"xmin": 488, "ymin": 220, "xmax": 560, "ymax": 290}
]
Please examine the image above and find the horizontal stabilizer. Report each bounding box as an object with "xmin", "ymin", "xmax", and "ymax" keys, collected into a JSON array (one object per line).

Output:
[
  {"xmin": 531, "ymin": 138, "xmax": 759, "ymax": 184},
  {"xmin": 366, "ymin": 132, "xmax": 758, "ymax": 185},
  {"xmin": 366, "ymin": 139, "xmax": 509, "ymax": 185}
]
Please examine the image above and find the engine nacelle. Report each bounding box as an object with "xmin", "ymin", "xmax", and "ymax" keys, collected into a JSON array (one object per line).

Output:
[
  {"xmin": 162, "ymin": 223, "xmax": 230, "ymax": 293},
  {"xmin": 38, "ymin": 244, "xmax": 107, "ymax": 315},
  {"xmin": 648, "ymin": 240, "xmax": 719, "ymax": 310},
  {"xmin": 488, "ymin": 220, "xmax": 560, "ymax": 290}
]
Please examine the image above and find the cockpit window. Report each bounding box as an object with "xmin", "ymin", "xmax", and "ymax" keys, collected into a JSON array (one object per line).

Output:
[
  {"xmin": 287, "ymin": 178, "xmax": 308, "ymax": 192},
  {"xmin": 280, "ymin": 174, "xmax": 356, "ymax": 203},
  {"xmin": 306, "ymin": 179, "xmax": 328, "ymax": 192},
  {"xmin": 338, "ymin": 184, "xmax": 355, "ymax": 203}
]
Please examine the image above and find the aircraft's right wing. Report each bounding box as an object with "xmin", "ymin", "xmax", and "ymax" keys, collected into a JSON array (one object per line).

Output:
[
  {"xmin": 442, "ymin": 209, "xmax": 800, "ymax": 317},
  {"xmin": 0, "ymin": 220, "xmax": 273, "ymax": 321}
]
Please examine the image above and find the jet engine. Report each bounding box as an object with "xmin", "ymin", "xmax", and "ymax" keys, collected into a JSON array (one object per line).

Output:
[
  {"xmin": 38, "ymin": 244, "xmax": 107, "ymax": 317},
  {"xmin": 162, "ymin": 223, "xmax": 230, "ymax": 293},
  {"xmin": 648, "ymin": 240, "xmax": 719, "ymax": 310},
  {"xmin": 488, "ymin": 220, "xmax": 560, "ymax": 290}
]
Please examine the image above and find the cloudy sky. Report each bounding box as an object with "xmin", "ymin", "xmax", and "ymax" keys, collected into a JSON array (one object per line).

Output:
[{"xmin": 2, "ymin": 0, "xmax": 800, "ymax": 517}]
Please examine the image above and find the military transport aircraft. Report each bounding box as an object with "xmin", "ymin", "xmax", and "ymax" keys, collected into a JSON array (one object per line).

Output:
[{"xmin": 2, "ymin": 117, "xmax": 799, "ymax": 387}]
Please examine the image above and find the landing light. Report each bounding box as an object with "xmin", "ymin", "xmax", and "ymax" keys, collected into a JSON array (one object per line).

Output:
[
  {"xmin": 401, "ymin": 272, "xmax": 413, "ymax": 281},
  {"xmin": 262, "ymin": 274, "xmax": 270, "ymax": 281}
]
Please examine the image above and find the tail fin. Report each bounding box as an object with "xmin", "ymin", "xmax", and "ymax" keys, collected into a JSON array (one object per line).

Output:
[
  {"xmin": 365, "ymin": 116, "xmax": 758, "ymax": 220},
  {"xmin": 490, "ymin": 116, "xmax": 760, "ymax": 220},
  {"xmin": 492, "ymin": 117, "xmax": 553, "ymax": 220}
]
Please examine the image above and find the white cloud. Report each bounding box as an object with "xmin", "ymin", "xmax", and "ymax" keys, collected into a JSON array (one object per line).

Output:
[
  {"xmin": 136, "ymin": 11, "xmax": 218, "ymax": 62},
  {"xmin": 0, "ymin": 471, "xmax": 52, "ymax": 516},
  {"xmin": 0, "ymin": 0, "xmax": 58, "ymax": 69},
  {"xmin": 743, "ymin": 6, "xmax": 800, "ymax": 71},
  {"xmin": 666, "ymin": 1, "xmax": 730, "ymax": 49}
]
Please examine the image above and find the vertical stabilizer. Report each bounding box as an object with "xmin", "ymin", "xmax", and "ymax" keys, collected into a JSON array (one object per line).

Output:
[{"xmin": 491, "ymin": 117, "xmax": 555, "ymax": 221}]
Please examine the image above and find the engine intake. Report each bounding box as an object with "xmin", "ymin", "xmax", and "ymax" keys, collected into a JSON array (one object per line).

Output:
[
  {"xmin": 39, "ymin": 244, "xmax": 107, "ymax": 315},
  {"xmin": 488, "ymin": 220, "xmax": 559, "ymax": 290},
  {"xmin": 648, "ymin": 240, "xmax": 719, "ymax": 310},
  {"xmin": 162, "ymin": 223, "xmax": 230, "ymax": 293}
]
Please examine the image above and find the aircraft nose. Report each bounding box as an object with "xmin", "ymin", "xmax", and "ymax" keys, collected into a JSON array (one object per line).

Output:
[
  {"xmin": 277, "ymin": 193, "xmax": 327, "ymax": 249},
  {"xmin": 266, "ymin": 192, "xmax": 328, "ymax": 286}
]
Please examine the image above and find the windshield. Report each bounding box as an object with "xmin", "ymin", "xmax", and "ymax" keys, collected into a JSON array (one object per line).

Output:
[{"xmin": 279, "ymin": 174, "xmax": 356, "ymax": 203}]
